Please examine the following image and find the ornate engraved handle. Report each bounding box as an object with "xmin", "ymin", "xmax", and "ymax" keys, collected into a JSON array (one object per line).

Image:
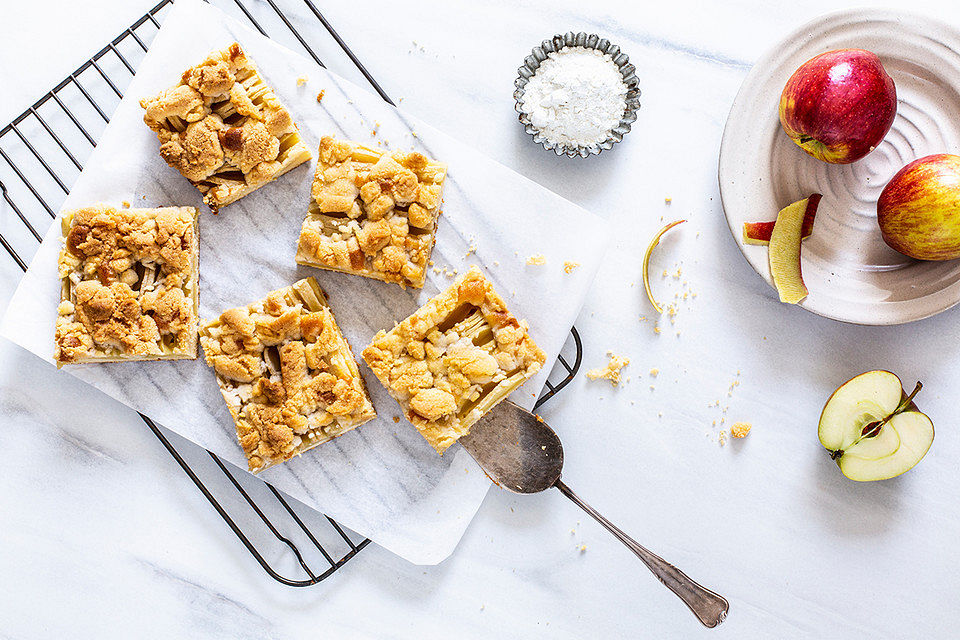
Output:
[{"xmin": 554, "ymin": 479, "xmax": 729, "ymax": 628}]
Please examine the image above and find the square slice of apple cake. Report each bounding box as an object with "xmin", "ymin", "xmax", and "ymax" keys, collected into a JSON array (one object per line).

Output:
[
  {"xmin": 54, "ymin": 204, "xmax": 199, "ymax": 366},
  {"xmin": 199, "ymin": 278, "xmax": 376, "ymax": 472},
  {"xmin": 296, "ymin": 136, "xmax": 447, "ymax": 288},
  {"xmin": 362, "ymin": 267, "xmax": 545, "ymax": 453},
  {"xmin": 140, "ymin": 42, "xmax": 311, "ymax": 212}
]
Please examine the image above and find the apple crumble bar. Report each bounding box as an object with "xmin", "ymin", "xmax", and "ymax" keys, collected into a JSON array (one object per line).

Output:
[
  {"xmin": 362, "ymin": 267, "xmax": 545, "ymax": 454},
  {"xmin": 55, "ymin": 204, "xmax": 199, "ymax": 366},
  {"xmin": 199, "ymin": 278, "xmax": 376, "ymax": 472},
  {"xmin": 296, "ymin": 136, "xmax": 447, "ymax": 288},
  {"xmin": 140, "ymin": 42, "xmax": 312, "ymax": 212}
]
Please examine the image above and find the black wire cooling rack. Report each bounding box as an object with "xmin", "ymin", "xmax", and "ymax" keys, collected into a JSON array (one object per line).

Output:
[{"xmin": 0, "ymin": 0, "xmax": 583, "ymax": 586}]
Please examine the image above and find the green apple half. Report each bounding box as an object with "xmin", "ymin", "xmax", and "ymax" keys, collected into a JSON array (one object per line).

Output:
[{"xmin": 818, "ymin": 371, "xmax": 934, "ymax": 481}]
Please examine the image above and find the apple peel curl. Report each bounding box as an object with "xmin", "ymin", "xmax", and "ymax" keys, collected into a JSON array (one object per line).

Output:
[
  {"xmin": 742, "ymin": 193, "xmax": 822, "ymax": 245},
  {"xmin": 642, "ymin": 219, "xmax": 686, "ymax": 314}
]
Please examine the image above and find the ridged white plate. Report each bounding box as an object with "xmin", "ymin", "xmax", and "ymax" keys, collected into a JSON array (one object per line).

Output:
[{"xmin": 719, "ymin": 9, "xmax": 960, "ymax": 325}]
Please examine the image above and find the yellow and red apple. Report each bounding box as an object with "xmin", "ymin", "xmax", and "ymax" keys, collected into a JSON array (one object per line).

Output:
[
  {"xmin": 779, "ymin": 49, "xmax": 897, "ymax": 164},
  {"xmin": 877, "ymin": 154, "xmax": 960, "ymax": 260}
]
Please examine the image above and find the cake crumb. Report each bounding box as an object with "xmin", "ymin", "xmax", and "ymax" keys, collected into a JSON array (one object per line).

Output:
[
  {"xmin": 121, "ymin": 201, "xmax": 131, "ymax": 208},
  {"xmin": 731, "ymin": 422, "xmax": 751, "ymax": 438},
  {"xmin": 579, "ymin": 545, "xmax": 587, "ymax": 553},
  {"xmin": 586, "ymin": 351, "xmax": 630, "ymax": 386},
  {"xmin": 297, "ymin": 75, "xmax": 308, "ymax": 86},
  {"xmin": 649, "ymin": 368, "xmax": 659, "ymax": 376},
  {"xmin": 719, "ymin": 430, "xmax": 727, "ymax": 446},
  {"xmin": 316, "ymin": 90, "xmax": 325, "ymax": 102},
  {"xmin": 393, "ymin": 416, "xmax": 400, "ymax": 423},
  {"xmin": 563, "ymin": 261, "xmax": 580, "ymax": 273},
  {"xmin": 664, "ymin": 197, "xmax": 672, "ymax": 204},
  {"xmin": 526, "ymin": 254, "xmax": 547, "ymax": 266}
]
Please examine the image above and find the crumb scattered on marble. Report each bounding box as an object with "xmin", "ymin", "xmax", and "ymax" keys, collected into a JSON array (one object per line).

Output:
[
  {"xmin": 731, "ymin": 422, "xmax": 751, "ymax": 438},
  {"xmin": 719, "ymin": 430, "xmax": 727, "ymax": 446},
  {"xmin": 122, "ymin": 201, "xmax": 131, "ymax": 208},
  {"xmin": 526, "ymin": 254, "xmax": 546, "ymax": 266},
  {"xmin": 393, "ymin": 416, "xmax": 400, "ymax": 423},
  {"xmin": 316, "ymin": 90, "xmax": 325, "ymax": 102},
  {"xmin": 297, "ymin": 75, "xmax": 308, "ymax": 86},
  {"xmin": 664, "ymin": 197, "xmax": 672, "ymax": 204},
  {"xmin": 649, "ymin": 368, "xmax": 659, "ymax": 376},
  {"xmin": 586, "ymin": 351, "xmax": 629, "ymax": 386},
  {"xmin": 563, "ymin": 261, "xmax": 580, "ymax": 274}
]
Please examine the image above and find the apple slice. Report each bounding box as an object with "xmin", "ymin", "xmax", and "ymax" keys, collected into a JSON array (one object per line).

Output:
[
  {"xmin": 768, "ymin": 197, "xmax": 810, "ymax": 303},
  {"xmin": 818, "ymin": 370, "xmax": 934, "ymax": 482},
  {"xmin": 743, "ymin": 194, "xmax": 822, "ymax": 245}
]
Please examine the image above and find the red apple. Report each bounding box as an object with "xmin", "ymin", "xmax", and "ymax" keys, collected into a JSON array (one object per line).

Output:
[
  {"xmin": 877, "ymin": 154, "xmax": 960, "ymax": 260},
  {"xmin": 779, "ymin": 49, "xmax": 896, "ymax": 164}
]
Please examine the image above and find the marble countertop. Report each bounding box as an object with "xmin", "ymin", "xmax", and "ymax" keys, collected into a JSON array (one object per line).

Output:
[{"xmin": 2, "ymin": 0, "xmax": 959, "ymax": 637}]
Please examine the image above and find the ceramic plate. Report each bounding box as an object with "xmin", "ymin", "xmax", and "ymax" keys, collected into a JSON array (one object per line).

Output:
[{"xmin": 719, "ymin": 9, "xmax": 960, "ymax": 325}]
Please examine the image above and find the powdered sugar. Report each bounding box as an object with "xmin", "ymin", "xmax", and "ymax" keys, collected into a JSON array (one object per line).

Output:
[{"xmin": 520, "ymin": 46, "xmax": 628, "ymax": 148}]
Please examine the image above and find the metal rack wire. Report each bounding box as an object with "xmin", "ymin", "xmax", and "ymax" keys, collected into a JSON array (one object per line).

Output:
[{"xmin": 0, "ymin": 0, "xmax": 583, "ymax": 586}]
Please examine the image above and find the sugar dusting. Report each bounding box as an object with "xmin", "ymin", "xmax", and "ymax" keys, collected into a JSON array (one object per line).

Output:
[{"xmin": 520, "ymin": 46, "xmax": 627, "ymax": 147}]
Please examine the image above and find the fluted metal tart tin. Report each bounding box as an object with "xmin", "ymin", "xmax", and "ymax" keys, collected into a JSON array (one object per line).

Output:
[{"xmin": 514, "ymin": 32, "xmax": 641, "ymax": 158}]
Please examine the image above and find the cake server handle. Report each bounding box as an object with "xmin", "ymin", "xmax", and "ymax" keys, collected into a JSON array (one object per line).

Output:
[{"xmin": 554, "ymin": 479, "xmax": 729, "ymax": 628}]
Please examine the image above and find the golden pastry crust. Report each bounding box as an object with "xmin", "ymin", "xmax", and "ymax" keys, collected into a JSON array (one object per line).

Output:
[
  {"xmin": 730, "ymin": 422, "xmax": 751, "ymax": 438},
  {"xmin": 295, "ymin": 136, "xmax": 447, "ymax": 288},
  {"xmin": 139, "ymin": 43, "xmax": 311, "ymax": 212},
  {"xmin": 54, "ymin": 204, "xmax": 199, "ymax": 366},
  {"xmin": 362, "ymin": 267, "xmax": 545, "ymax": 454},
  {"xmin": 199, "ymin": 278, "xmax": 376, "ymax": 472}
]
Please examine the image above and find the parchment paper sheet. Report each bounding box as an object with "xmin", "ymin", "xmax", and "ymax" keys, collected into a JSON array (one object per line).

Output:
[{"xmin": 0, "ymin": 0, "xmax": 610, "ymax": 564}]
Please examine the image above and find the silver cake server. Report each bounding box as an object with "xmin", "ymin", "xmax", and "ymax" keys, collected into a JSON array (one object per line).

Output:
[{"xmin": 459, "ymin": 401, "xmax": 729, "ymax": 628}]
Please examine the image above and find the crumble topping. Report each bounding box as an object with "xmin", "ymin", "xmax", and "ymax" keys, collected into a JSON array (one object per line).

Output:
[
  {"xmin": 55, "ymin": 204, "xmax": 199, "ymax": 366},
  {"xmin": 296, "ymin": 136, "xmax": 447, "ymax": 288},
  {"xmin": 362, "ymin": 267, "xmax": 545, "ymax": 453},
  {"xmin": 586, "ymin": 351, "xmax": 629, "ymax": 386},
  {"xmin": 526, "ymin": 254, "xmax": 546, "ymax": 265},
  {"xmin": 200, "ymin": 278, "xmax": 376, "ymax": 472},
  {"xmin": 730, "ymin": 422, "xmax": 751, "ymax": 438},
  {"xmin": 139, "ymin": 43, "xmax": 311, "ymax": 212}
]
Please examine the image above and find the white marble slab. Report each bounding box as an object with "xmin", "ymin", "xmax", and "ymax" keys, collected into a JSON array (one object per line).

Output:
[{"xmin": 2, "ymin": 0, "xmax": 960, "ymax": 637}]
